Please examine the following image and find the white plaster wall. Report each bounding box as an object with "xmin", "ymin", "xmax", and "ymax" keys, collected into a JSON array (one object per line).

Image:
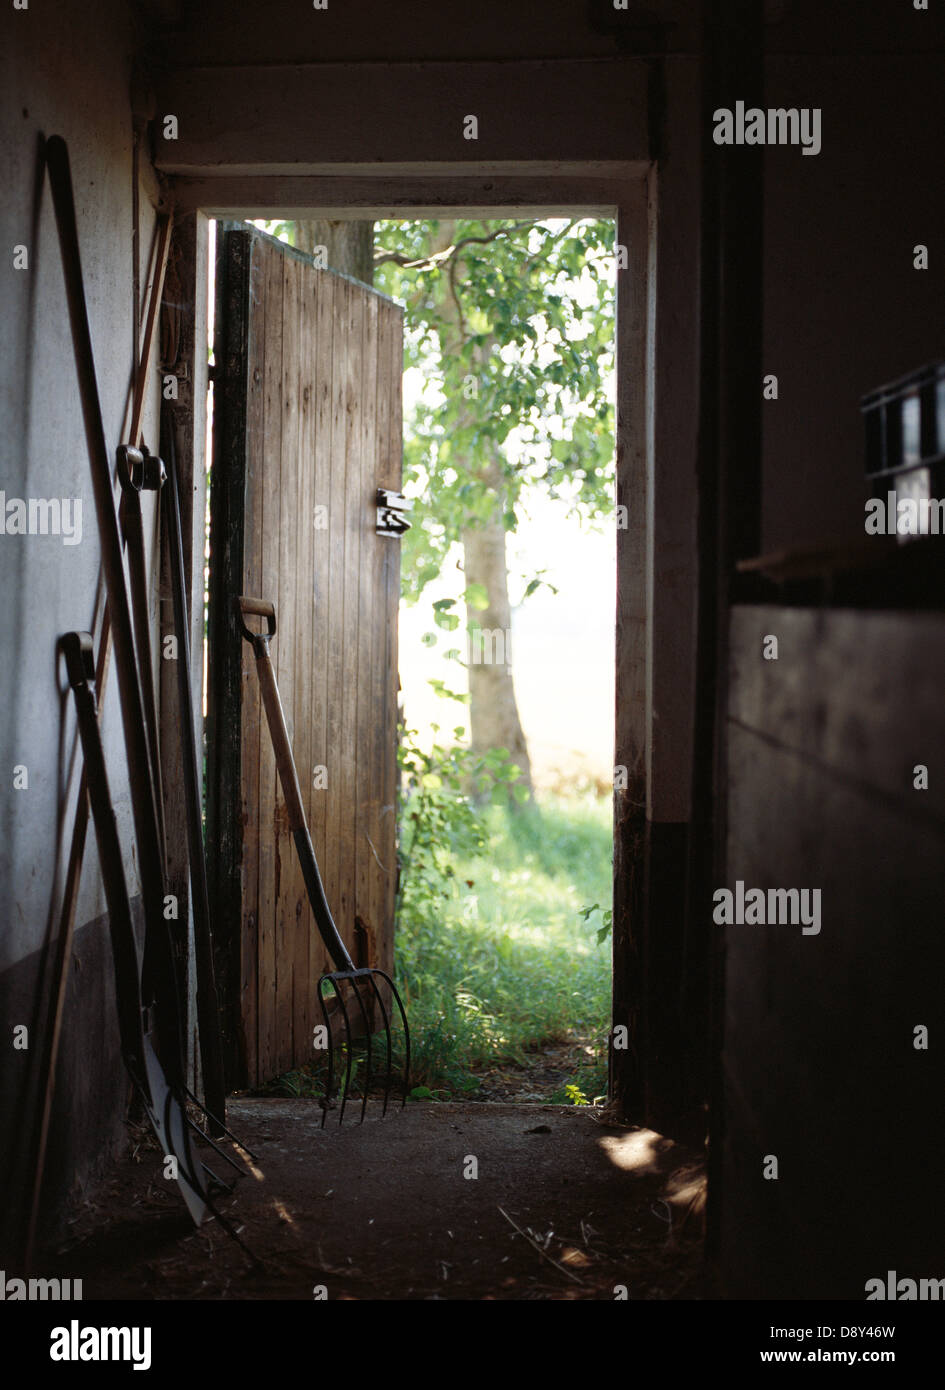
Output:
[{"xmin": 0, "ymin": 0, "xmax": 161, "ymax": 967}]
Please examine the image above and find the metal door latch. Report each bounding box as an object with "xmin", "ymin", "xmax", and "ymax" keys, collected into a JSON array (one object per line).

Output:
[{"xmin": 376, "ymin": 488, "xmax": 412, "ymax": 537}]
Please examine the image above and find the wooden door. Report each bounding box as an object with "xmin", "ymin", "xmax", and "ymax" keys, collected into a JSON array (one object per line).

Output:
[{"xmin": 207, "ymin": 225, "xmax": 403, "ymax": 1087}]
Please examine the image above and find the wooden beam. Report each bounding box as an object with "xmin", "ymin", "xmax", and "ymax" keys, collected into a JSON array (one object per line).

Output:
[
  {"xmin": 153, "ymin": 60, "xmax": 649, "ymax": 174},
  {"xmin": 159, "ymin": 211, "xmax": 210, "ymax": 1094},
  {"xmin": 165, "ymin": 170, "xmax": 635, "ymax": 218},
  {"xmin": 611, "ymin": 178, "xmax": 651, "ymax": 1123}
]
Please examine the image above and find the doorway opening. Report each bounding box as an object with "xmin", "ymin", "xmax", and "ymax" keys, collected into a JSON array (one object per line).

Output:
[
  {"xmin": 370, "ymin": 215, "xmax": 616, "ymax": 1107},
  {"xmin": 202, "ymin": 207, "xmax": 618, "ymax": 1116}
]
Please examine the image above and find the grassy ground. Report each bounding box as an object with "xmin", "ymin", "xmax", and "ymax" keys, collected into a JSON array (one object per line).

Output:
[
  {"xmin": 397, "ymin": 792, "xmax": 612, "ymax": 1101},
  {"xmin": 259, "ymin": 790, "xmax": 613, "ymax": 1106}
]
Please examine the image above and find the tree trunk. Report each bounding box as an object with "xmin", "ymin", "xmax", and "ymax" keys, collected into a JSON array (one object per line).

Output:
[
  {"xmin": 426, "ymin": 223, "xmax": 534, "ymax": 801},
  {"xmin": 463, "ymin": 493, "xmax": 534, "ymax": 802},
  {"xmin": 295, "ymin": 217, "xmax": 534, "ymax": 800},
  {"xmin": 293, "ymin": 219, "xmax": 375, "ymax": 285}
]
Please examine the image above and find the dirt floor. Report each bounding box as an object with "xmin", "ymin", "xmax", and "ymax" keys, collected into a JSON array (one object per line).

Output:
[
  {"xmin": 467, "ymin": 1040, "xmax": 606, "ymax": 1103},
  {"xmin": 45, "ymin": 1099, "xmax": 706, "ymax": 1300}
]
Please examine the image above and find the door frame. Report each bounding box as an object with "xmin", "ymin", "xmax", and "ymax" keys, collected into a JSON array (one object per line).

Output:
[{"xmin": 160, "ymin": 148, "xmax": 705, "ymax": 1135}]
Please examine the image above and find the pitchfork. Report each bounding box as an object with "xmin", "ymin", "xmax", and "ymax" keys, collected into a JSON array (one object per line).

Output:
[{"xmin": 236, "ymin": 596, "xmax": 410, "ymax": 1125}]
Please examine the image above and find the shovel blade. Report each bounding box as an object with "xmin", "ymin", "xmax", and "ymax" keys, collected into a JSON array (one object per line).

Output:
[{"xmin": 141, "ymin": 1036, "xmax": 209, "ymax": 1227}]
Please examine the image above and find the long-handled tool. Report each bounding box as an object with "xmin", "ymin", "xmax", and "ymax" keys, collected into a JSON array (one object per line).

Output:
[
  {"xmin": 62, "ymin": 632, "xmax": 256, "ymax": 1260},
  {"xmin": 46, "ymin": 135, "xmax": 185, "ymax": 1095},
  {"xmin": 44, "ymin": 137, "xmax": 256, "ymax": 1253},
  {"xmin": 162, "ymin": 414, "xmax": 228, "ymax": 1135},
  {"xmin": 236, "ymin": 596, "xmax": 410, "ymax": 1125},
  {"xmin": 23, "ymin": 203, "xmax": 174, "ymax": 1269},
  {"xmin": 116, "ymin": 441, "xmax": 167, "ymax": 867},
  {"xmin": 61, "ymin": 633, "xmax": 210, "ymax": 1227}
]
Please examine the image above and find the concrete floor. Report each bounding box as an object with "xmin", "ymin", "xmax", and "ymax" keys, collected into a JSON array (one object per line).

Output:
[{"xmin": 49, "ymin": 1101, "xmax": 706, "ymax": 1300}]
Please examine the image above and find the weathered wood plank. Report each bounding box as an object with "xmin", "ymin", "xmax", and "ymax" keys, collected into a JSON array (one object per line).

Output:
[
  {"xmin": 368, "ymin": 301, "xmax": 394, "ymax": 983},
  {"xmin": 310, "ymin": 269, "xmax": 335, "ymax": 983},
  {"xmin": 207, "ymin": 224, "xmax": 253, "ymax": 1086},
  {"xmin": 324, "ymin": 277, "xmax": 349, "ymax": 969},
  {"xmin": 293, "ymin": 261, "xmax": 317, "ymax": 1056},
  {"xmin": 237, "ymin": 237, "xmax": 267, "ymax": 1086},
  {"xmin": 271, "ymin": 253, "xmax": 302, "ymax": 1077},
  {"xmin": 159, "ymin": 212, "xmax": 207, "ymax": 1091},
  {"xmin": 253, "ymin": 238, "xmax": 285, "ymax": 1082},
  {"xmin": 378, "ymin": 301, "xmax": 403, "ymax": 982},
  {"xmin": 170, "ymin": 172, "xmax": 630, "ymax": 221},
  {"xmin": 355, "ymin": 292, "xmax": 379, "ymax": 986},
  {"xmin": 338, "ymin": 285, "xmax": 364, "ymax": 960},
  {"xmin": 611, "ymin": 187, "xmax": 650, "ymax": 1120},
  {"xmin": 728, "ymin": 606, "xmax": 945, "ymax": 820}
]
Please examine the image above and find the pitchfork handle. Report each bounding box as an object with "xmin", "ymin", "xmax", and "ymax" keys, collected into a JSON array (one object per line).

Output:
[{"xmin": 236, "ymin": 596, "xmax": 356, "ymax": 974}]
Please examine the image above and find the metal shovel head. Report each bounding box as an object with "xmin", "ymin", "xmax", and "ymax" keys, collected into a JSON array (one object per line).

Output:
[{"xmin": 141, "ymin": 1034, "xmax": 209, "ymax": 1227}]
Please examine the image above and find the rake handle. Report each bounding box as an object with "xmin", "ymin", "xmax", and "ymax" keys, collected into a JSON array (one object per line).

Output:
[{"xmin": 237, "ymin": 597, "xmax": 356, "ymax": 974}]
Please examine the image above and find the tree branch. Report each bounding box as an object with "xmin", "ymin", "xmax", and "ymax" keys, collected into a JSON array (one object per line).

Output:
[{"xmin": 374, "ymin": 220, "xmax": 536, "ymax": 273}]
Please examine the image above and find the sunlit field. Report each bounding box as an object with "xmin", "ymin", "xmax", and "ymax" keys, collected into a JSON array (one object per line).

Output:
[{"xmin": 396, "ymin": 792, "xmax": 612, "ymax": 1102}]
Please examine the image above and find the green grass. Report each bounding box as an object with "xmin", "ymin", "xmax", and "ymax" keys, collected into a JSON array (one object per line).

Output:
[{"xmin": 396, "ymin": 791, "xmax": 613, "ymax": 1097}]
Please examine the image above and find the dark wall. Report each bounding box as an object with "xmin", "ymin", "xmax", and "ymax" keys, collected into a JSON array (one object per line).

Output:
[
  {"xmin": 721, "ymin": 606, "xmax": 945, "ymax": 1298},
  {"xmin": 762, "ymin": 53, "xmax": 945, "ymax": 552}
]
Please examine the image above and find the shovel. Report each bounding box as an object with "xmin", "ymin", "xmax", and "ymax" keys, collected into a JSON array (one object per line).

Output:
[{"xmin": 236, "ymin": 596, "xmax": 410, "ymax": 1124}]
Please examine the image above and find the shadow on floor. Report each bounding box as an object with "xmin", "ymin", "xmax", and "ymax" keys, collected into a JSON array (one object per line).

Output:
[{"xmin": 46, "ymin": 1101, "xmax": 706, "ymax": 1300}]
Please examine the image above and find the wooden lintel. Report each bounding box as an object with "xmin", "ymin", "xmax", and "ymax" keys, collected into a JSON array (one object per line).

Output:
[{"xmin": 164, "ymin": 172, "xmax": 638, "ymax": 217}]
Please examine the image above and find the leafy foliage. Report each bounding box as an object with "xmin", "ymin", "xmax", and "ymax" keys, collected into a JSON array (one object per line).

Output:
[
  {"xmin": 395, "ymin": 724, "xmax": 525, "ymax": 929},
  {"xmin": 579, "ymin": 902, "xmax": 614, "ymax": 945},
  {"xmin": 373, "ymin": 218, "xmax": 616, "ymax": 603},
  {"xmin": 394, "ymin": 792, "xmax": 612, "ymax": 1098}
]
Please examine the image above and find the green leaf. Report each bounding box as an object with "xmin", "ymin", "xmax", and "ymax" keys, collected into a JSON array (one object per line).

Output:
[{"xmin": 463, "ymin": 583, "xmax": 490, "ymax": 611}]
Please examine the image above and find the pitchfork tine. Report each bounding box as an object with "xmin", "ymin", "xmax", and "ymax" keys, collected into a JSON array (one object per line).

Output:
[
  {"xmin": 334, "ymin": 982, "xmax": 356, "ymax": 1127},
  {"xmin": 366, "ymin": 972, "xmax": 393, "ymax": 1116},
  {"xmin": 348, "ymin": 975, "xmax": 374, "ymax": 1124},
  {"xmin": 375, "ymin": 969, "xmax": 411, "ymax": 1111},
  {"xmin": 317, "ymin": 978, "xmax": 335, "ymax": 1129}
]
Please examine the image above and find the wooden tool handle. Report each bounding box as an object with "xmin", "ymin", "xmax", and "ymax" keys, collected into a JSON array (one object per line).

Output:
[{"xmin": 254, "ymin": 645, "xmax": 307, "ymax": 833}]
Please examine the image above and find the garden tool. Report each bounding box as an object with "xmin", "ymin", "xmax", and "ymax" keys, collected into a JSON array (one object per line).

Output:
[
  {"xmin": 46, "ymin": 133, "xmax": 185, "ymax": 1097},
  {"xmin": 45, "ymin": 139, "xmax": 256, "ymax": 1245},
  {"xmin": 236, "ymin": 596, "xmax": 410, "ymax": 1125},
  {"xmin": 63, "ymin": 632, "xmax": 258, "ymax": 1264},
  {"xmin": 22, "ymin": 201, "xmax": 173, "ymax": 1270},
  {"xmin": 61, "ymin": 632, "xmax": 211, "ymax": 1227},
  {"xmin": 161, "ymin": 413, "xmax": 228, "ymax": 1136}
]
